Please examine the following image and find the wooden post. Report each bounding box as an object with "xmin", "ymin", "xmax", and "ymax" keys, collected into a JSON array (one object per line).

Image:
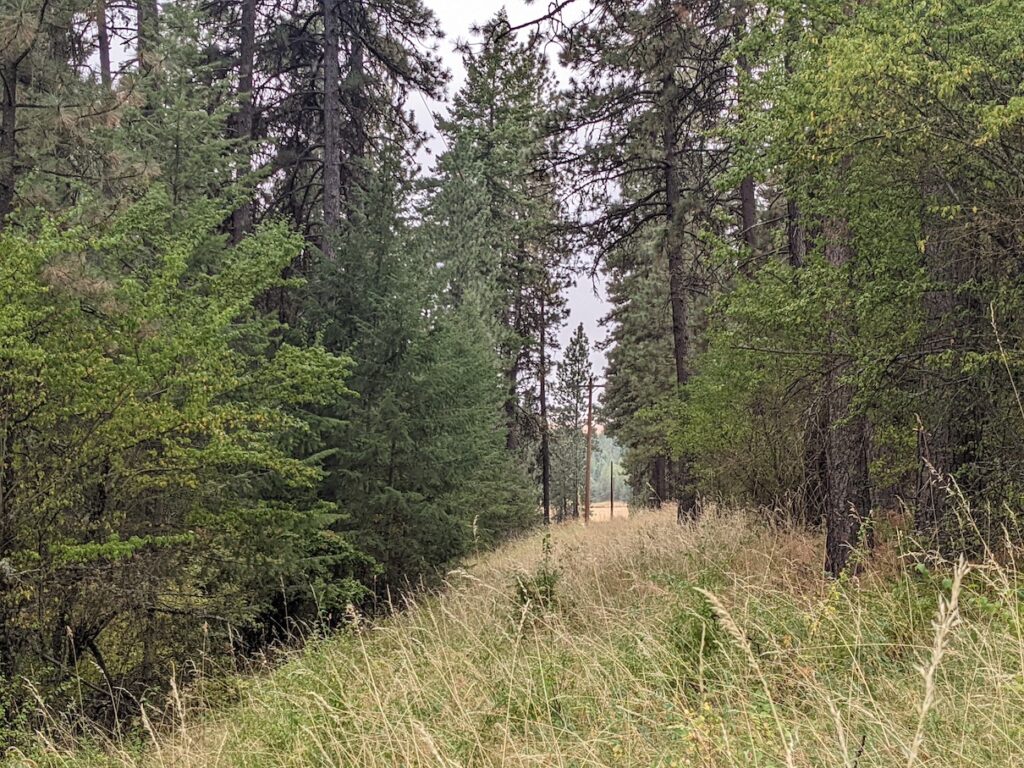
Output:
[
  {"xmin": 610, "ymin": 462, "xmax": 614, "ymax": 520},
  {"xmin": 584, "ymin": 375, "xmax": 594, "ymax": 525}
]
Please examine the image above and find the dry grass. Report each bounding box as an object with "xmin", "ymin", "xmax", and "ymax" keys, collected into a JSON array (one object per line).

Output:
[
  {"xmin": 11, "ymin": 506, "xmax": 1024, "ymax": 767},
  {"xmin": 575, "ymin": 501, "xmax": 622, "ymax": 523}
]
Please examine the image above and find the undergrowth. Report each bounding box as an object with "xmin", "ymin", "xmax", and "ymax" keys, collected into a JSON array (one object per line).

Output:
[{"xmin": 8, "ymin": 507, "xmax": 1024, "ymax": 767}]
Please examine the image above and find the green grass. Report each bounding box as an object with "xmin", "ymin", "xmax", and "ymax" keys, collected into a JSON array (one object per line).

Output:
[{"xmin": 11, "ymin": 507, "xmax": 1024, "ymax": 767}]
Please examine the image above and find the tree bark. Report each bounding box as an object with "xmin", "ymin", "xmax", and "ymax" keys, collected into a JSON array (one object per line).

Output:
[
  {"xmin": 0, "ymin": 59, "xmax": 17, "ymax": 227},
  {"xmin": 661, "ymin": 67, "xmax": 698, "ymax": 522},
  {"xmin": 96, "ymin": 0, "xmax": 112, "ymax": 89},
  {"xmin": 823, "ymin": 216, "xmax": 871, "ymax": 577},
  {"xmin": 740, "ymin": 174, "xmax": 757, "ymax": 252},
  {"xmin": 736, "ymin": 3, "xmax": 757, "ymax": 267},
  {"xmin": 322, "ymin": 0, "xmax": 342, "ymax": 260},
  {"xmin": 340, "ymin": 0, "xmax": 366, "ymax": 209},
  {"xmin": 787, "ymin": 199, "xmax": 806, "ymax": 267},
  {"xmin": 824, "ymin": 385, "xmax": 871, "ymax": 576},
  {"xmin": 137, "ymin": 0, "xmax": 159, "ymax": 71},
  {"xmin": 230, "ymin": 0, "xmax": 257, "ymax": 244},
  {"xmin": 783, "ymin": 9, "xmax": 806, "ymax": 272},
  {"xmin": 662, "ymin": 76, "xmax": 690, "ymax": 391},
  {"xmin": 539, "ymin": 294, "xmax": 551, "ymax": 525}
]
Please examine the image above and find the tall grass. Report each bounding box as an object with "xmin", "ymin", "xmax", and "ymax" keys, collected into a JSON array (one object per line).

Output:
[{"xmin": 11, "ymin": 506, "xmax": 1024, "ymax": 767}]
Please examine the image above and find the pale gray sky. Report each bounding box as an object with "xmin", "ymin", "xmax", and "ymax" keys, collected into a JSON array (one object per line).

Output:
[{"xmin": 419, "ymin": 0, "xmax": 610, "ymax": 377}]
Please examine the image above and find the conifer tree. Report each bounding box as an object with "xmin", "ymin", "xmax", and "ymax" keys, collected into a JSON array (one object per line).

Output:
[
  {"xmin": 552, "ymin": 324, "xmax": 592, "ymax": 520},
  {"xmin": 554, "ymin": 0, "xmax": 737, "ymax": 518},
  {"xmin": 431, "ymin": 12, "xmax": 568, "ymax": 461},
  {"xmin": 300, "ymin": 139, "xmax": 536, "ymax": 592},
  {"xmin": 601, "ymin": 240, "xmax": 679, "ymax": 506},
  {"xmin": 0, "ymin": 188, "xmax": 361, "ymax": 723}
]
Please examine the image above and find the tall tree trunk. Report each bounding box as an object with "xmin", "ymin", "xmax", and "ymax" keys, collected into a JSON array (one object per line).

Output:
[
  {"xmin": 539, "ymin": 294, "xmax": 551, "ymax": 525},
  {"xmin": 137, "ymin": 0, "xmax": 159, "ymax": 71},
  {"xmin": 231, "ymin": 0, "xmax": 257, "ymax": 243},
  {"xmin": 735, "ymin": 48, "xmax": 756, "ymax": 255},
  {"xmin": 96, "ymin": 0, "xmax": 112, "ymax": 89},
  {"xmin": 504, "ymin": 254, "xmax": 526, "ymax": 450},
  {"xmin": 787, "ymin": 199, "xmax": 806, "ymax": 267},
  {"xmin": 661, "ymin": 63, "xmax": 697, "ymax": 521},
  {"xmin": 0, "ymin": 0, "xmax": 47, "ymax": 227},
  {"xmin": 662, "ymin": 79, "xmax": 689, "ymax": 391},
  {"xmin": 740, "ymin": 174, "xmax": 757, "ymax": 253},
  {"xmin": 735, "ymin": 2, "xmax": 757, "ymax": 267},
  {"xmin": 505, "ymin": 364, "xmax": 519, "ymax": 452},
  {"xmin": 824, "ymin": 384, "xmax": 871, "ymax": 576},
  {"xmin": 340, "ymin": 0, "xmax": 366, "ymax": 209},
  {"xmin": 783, "ymin": 9, "xmax": 806, "ymax": 272},
  {"xmin": 322, "ymin": 0, "xmax": 342, "ymax": 260},
  {"xmin": 823, "ymin": 216, "xmax": 871, "ymax": 577},
  {"xmin": 0, "ymin": 59, "xmax": 17, "ymax": 227}
]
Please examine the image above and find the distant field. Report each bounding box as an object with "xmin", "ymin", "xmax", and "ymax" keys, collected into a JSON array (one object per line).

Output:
[{"xmin": 575, "ymin": 500, "xmax": 627, "ymax": 523}]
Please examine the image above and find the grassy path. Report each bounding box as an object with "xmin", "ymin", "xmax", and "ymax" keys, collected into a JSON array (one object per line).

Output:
[{"xmin": 19, "ymin": 508, "xmax": 1024, "ymax": 767}]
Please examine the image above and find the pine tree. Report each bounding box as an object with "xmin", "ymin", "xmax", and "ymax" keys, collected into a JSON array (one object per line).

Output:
[
  {"xmin": 554, "ymin": 0, "xmax": 738, "ymax": 518},
  {"xmin": 431, "ymin": 12, "xmax": 568, "ymax": 460},
  {"xmin": 552, "ymin": 324, "xmax": 592, "ymax": 520},
  {"xmin": 601, "ymin": 239, "xmax": 679, "ymax": 506}
]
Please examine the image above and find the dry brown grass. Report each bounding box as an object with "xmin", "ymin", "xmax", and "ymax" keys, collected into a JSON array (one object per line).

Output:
[{"xmin": 14, "ymin": 505, "xmax": 1024, "ymax": 768}]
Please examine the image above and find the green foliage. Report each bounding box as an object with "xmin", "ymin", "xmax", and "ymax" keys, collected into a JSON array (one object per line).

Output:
[
  {"xmin": 301, "ymin": 159, "xmax": 536, "ymax": 594},
  {"xmin": 671, "ymin": 260, "xmax": 822, "ymax": 504},
  {"xmin": 551, "ymin": 324, "xmax": 591, "ymax": 519},
  {"xmin": 430, "ymin": 11, "xmax": 567, "ymax": 458},
  {"xmin": 0, "ymin": 0, "xmax": 546, "ymax": 743},
  {"xmin": 602, "ymin": 241, "xmax": 681, "ymax": 505},
  {"xmin": 0, "ymin": 188, "xmax": 362, "ymax": 723},
  {"xmin": 669, "ymin": 0, "xmax": 1024, "ymax": 530}
]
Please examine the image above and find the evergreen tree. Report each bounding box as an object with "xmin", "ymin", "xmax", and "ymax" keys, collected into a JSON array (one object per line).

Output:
[
  {"xmin": 301, "ymin": 143, "xmax": 535, "ymax": 593},
  {"xmin": 431, "ymin": 12, "xmax": 568, "ymax": 460},
  {"xmin": 0, "ymin": 0, "xmax": 541, "ymax": 731},
  {"xmin": 553, "ymin": 0, "xmax": 738, "ymax": 518},
  {"xmin": 552, "ymin": 324, "xmax": 592, "ymax": 520},
  {"xmin": 0, "ymin": 189, "xmax": 362, "ymax": 726},
  {"xmin": 601, "ymin": 239, "xmax": 679, "ymax": 507}
]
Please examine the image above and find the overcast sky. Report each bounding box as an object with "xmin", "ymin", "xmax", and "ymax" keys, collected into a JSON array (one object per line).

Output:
[{"xmin": 419, "ymin": 0, "xmax": 610, "ymax": 377}]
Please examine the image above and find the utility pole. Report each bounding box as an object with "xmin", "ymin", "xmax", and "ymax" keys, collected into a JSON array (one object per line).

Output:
[
  {"xmin": 610, "ymin": 462, "xmax": 614, "ymax": 520},
  {"xmin": 584, "ymin": 375, "xmax": 594, "ymax": 525}
]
